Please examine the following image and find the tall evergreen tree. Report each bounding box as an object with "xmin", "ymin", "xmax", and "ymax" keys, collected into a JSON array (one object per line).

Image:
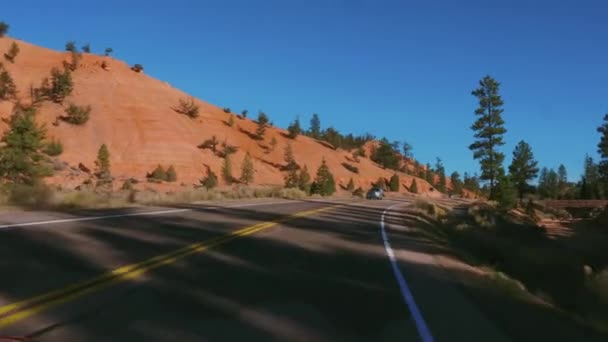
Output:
[
  {"xmin": 309, "ymin": 113, "xmax": 321, "ymax": 139},
  {"xmin": 0, "ymin": 22, "xmax": 9, "ymax": 37},
  {"xmin": 410, "ymin": 178, "xmax": 419, "ymax": 194},
  {"xmin": 222, "ymin": 155, "xmax": 233, "ymax": 185},
  {"xmin": 389, "ymin": 174, "xmax": 400, "ymax": 192},
  {"xmin": 425, "ymin": 163, "xmax": 433, "ymax": 184},
  {"xmin": 508, "ymin": 140, "xmax": 539, "ymax": 200},
  {"xmin": 435, "ymin": 158, "xmax": 446, "ymax": 192},
  {"xmin": 166, "ymin": 165, "xmax": 177, "ymax": 182},
  {"xmin": 95, "ymin": 144, "xmax": 112, "ymax": 188},
  {"xmin": 239, "ymin": 152, "xmax": 255, "ymax": 184},
  {"xmin": 0, "ymin": 106, "xmax": 50, "ymax": 184},
  {"xmin": 298, "ymin": 165, "xmax": 311, "ymax": 193},
  {"xmin": 402, "ymin": 141, "xmax": 413, "ymax": 159},
  {"xmin": 470, "ymin": 75, "xmax": 507, "ymax": 199},
  {"xmin": 495, "ymin": 175, "xmax": 517, "ymax": 211},
  {"xmin": 255, "ymin": 111, "xmax": 269, "ymax": 140},
  {"xmin": 287, "ymin": 116, "xmax": 302, "ymax": 139},
  {"xmin": 0, "ymin": 68, "xmax": 17, "ymax": 100},
  {"xmin": 581, "ymin": 155, "xmax": 602, "ymax": 199},
  {"xmin": 538, "ymin": 167, "xmax": 560, "ymax": 199},
  {"xmin": 557, "ymin": 164, "xmax": 568, "ymax": 197},
  {"xmin": 311, "ymin": 159, "xmax": 336, "ymax": 196},
  {"xmin": 450, "ymin": 171, "xmax": 463, "ymax": 195},
  {"xmin": 596, "ymin": 114, "xmax": 608, "ymax": 190}
]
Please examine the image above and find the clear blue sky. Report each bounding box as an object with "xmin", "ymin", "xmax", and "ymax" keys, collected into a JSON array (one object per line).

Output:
[{"xmin": 4, "ymin": 0, "xmax": 607, "ymax": 181}]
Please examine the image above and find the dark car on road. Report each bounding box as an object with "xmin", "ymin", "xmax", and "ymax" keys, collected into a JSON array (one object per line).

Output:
[{"xmin": 366, "ymin": 187, "xmax": 383, "ymax": 200}]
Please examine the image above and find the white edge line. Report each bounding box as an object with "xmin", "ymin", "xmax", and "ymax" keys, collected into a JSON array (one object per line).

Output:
[
  {"xmin": 381, "ymin": 203, "xmax": 435, "ymax": 342},
  {"xmin": 0, "ymin": 200, "xmax": 300, "ymax": 229}
]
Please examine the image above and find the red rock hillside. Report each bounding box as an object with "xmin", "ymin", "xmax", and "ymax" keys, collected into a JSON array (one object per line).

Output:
[{"xmin": 0, "ymin": 36, "xmax": 449, "ymax": 195}]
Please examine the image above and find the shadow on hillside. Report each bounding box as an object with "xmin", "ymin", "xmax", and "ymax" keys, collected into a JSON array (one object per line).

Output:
[{"xmin": 0, "ymin": 200, "xmax": 605, "ymax": 341}]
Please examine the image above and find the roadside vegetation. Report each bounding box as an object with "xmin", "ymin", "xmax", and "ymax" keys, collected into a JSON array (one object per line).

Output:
[{"xmin": 409, "ymin": 198, "xmax": 608, "ymax": 335}]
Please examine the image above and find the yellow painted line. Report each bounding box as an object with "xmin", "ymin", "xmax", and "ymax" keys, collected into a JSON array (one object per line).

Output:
[{"xmin": 0, "ymin": 205, "xmax": 337, "ymax": 329}]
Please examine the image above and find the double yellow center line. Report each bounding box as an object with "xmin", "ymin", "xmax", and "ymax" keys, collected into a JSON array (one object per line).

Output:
[{"xmin": 0, "ymin": 205, "xmax": 337, "ymax": 329}]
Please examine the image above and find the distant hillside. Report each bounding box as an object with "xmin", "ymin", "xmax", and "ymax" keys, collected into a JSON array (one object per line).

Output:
[{"xmin": 0, "ymin": 36, "xmax": 450, "ymax": 195}]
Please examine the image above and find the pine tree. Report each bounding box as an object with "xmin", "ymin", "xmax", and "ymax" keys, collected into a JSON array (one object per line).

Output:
[
  {"xmin": 104, "ymin": 48, "xmax": 113, "ymax": 56},
  {"xmin": 597, "ymin": 114, "xmax": 608, "ymax": 191},
  {"xmin": 95, "ymin": 144, "xmax": 112, "ymax": 187},
  {"xmin": 284, "ymin": 145, "xmax": 299, "ymax": 188},
  {"xmin": 222, "ymin": 155, "xmax": 233, "ymax": 185},
  {"xmin": 402, "ymin": 141, "xmax": 413, "ymax": 159},
  {"xmin": 65, "ymin": 41, "xmax": 77, "ymax": 52},
  {"xmin": 410, "ymin": 178, "xmax": 419, "ymax": 194},
  {"xmin": 287, "ymin": 116, "xmax": 301, "ymax": 139},
  {"xmin": 470, "ymin": 75, "xmax": 507, "ymax": 199},
  {"xmin": 508, "ymin": 140, "xmax": 539, "ymax": 200},
  {"xmin": 435, "ymin": 158, "xmax": 446, "ymax": 192},
  {"xmin": 82, "ymin": 43, "xmax": 91, "ymax": 53},
  {"xmin": 450, "ymin": 172, "xmax": 463, "ymax": 195},
  {"xmin": 581, "ymin": 155, "xmax": 602, "ymax": 199},
  {"xmin": 166, "ymin": 165, "xmax": 177, "ymax": 182},
  {"xmin": 346, "ymin": 177, "xmax": 355, "ymax": 191},
  {"xmin": 311, "ymin": 159, "xmax": 336, "ymax": 196},
  {"xmin": 298, "ymin": 165, "xmax": 311, "ymax": 193},
  {"xmin": 557, "ymin": 164, "xmax": 568, "ymax": 197},
  {"xmin": 201, "ymin": 168, "xmax": 218, "ymax": 189},
  {"xmin": 495, "ymin": 175, "xmax": 517, "ymax": 211},
  {"xmin": 0, "ymin": 68, "xmax": 17, "ymax": 100},
  {"xmin": 239, "ymin": 152, "xmax": 255, "ymax": 184},
  {"xmin": 0, "ymin": 105, "xmax": 51, "ymax": 184},
  {"xmin": 425, "ymin": 163, "xmax": 433, "ymax": 184},
  {"xmin": 371, "ymin": 138, "xmax": 399, "ymax": 170},
  {"xmin": 241, "ymin": 109, "xmax": 248, "ymax": 118},
  {"xmin": 309, "ymin": 113, "xmax": 321, "ymax": 139},
  {"xmin": 389, "ymin": 174, "xmax": 400, "ymax": 192},
  {"xmin": 255, "ymin": 111, "xmax": 268, "ymax": 140}
]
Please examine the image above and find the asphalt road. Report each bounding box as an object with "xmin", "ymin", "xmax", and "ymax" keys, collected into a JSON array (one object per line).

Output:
[{"xmin": 0, "ymin": 198, "xmax": 601, "ymax": 341}]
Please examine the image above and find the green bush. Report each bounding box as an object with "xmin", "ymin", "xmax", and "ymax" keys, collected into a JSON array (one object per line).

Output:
[
  {"xmin": 389, "ymin": 174, "xmax": 400, "ymax": 192},
  {"xmin": 0, "ymin": 68, "xmax": 17, "ymax": 100},
  {"xmin": 43, "ymin": 139, "xmax": 63, "ymax": 156},
  {"xmin": 148, "ymin": 165, "xmax": 166, "ymax": 182},
  {"xmin": 201, "ymin": 170, "xmax": 218, "ymax": 189},
  {"xmin": 4, "ymin": 42, "xmax": 19, "ymax": 63},
  {"xmin": 81, "ymin": 43, "xmax": 91, "ymax": 53},
  {"xmin": 223, "ymin": 107, "xmax": 231, "ymax": 113},
  {"xmin": 166, "ymin": 165, "xmax": 177, "ymax": 182},
  {"xmin": 353, "ymin": 187, "xmax": 364, "ymax": 198},
  {"xmin": 176, "ymin": 97, "xmax": 199, "ymax": 118},
  {"xmin": 8, "ymin": 183, "xmax": 53, "ymax": 209},
  {"xmin": 0, "ymin": 22, "xmax": 9, "ymax": 37},
  {"xmin": 62, "ymin": 104, "xmax": 91, "ymax": 125},
  {"xmin": 131, "ymin": 64, "xmax": 144, "ymax": 72}
]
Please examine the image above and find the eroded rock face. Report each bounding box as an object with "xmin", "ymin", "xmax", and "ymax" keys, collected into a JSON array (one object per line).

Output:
[{"xmin": 0, "ymin": 37, "xmax": 441, "ymax": 194}]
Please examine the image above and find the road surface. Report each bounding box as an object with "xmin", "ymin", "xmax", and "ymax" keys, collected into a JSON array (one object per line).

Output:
[{"xmin": 0, "ymin": 198, "xmax": 602, "ymax": 341}]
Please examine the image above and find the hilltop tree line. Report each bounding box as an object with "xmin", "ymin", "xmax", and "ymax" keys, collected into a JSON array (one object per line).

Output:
[{"xmin": 468, "ymin": 75, "xmax": 608, "ymax": 209}]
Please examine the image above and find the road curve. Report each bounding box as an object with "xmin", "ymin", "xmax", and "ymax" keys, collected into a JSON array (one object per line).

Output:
[{"xmin": 0, "ymin": 198, "xmax": 599, "ymax": 341}]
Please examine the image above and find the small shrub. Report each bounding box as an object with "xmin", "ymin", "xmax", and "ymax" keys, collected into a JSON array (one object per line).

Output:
[
  {"xmin": 342, "ymin": 162, "xmax": 359, "ymax": 174},
  {"xmin": 131, "ymin": 64, "xmax": 144, "ymax": 72},
  {"xmin": 148, "ymin": 165, "xmax": 167, "ymax": 182},
  {"xmin": 201, "ymin": 169, "xmax": 218, "ymax": 189},
  {"xmin": 8, "ymin": 183, "xmax": 53, "ymax": 209},
  {"xmin": 223, "ymin": 107, "xmax": 231, "ymax": 113},
  {"xmin": 353, "ymin": 187, "xmax": 364, "ymax": 198},
  {"xmin": 175, "ymin": 97, "xmax": 199, "ymax": 118},
  {"xmin": 62, "ymin": 104, "xmax": 91, "ymax": 125},
  {"xmin": 39, "ymin": 67, "xmax": 73, "ymax": 103},
  {"xmin": 121, "ymin": 179, "xmax": 134, "ymax": 190},
  {"xmin": 43, "ymin": 139, "xmax": 63, "ymax": 156},
  {"xmin": 4, "ymin": 42, "xmax": 20, "ymax": 63},
  {"xmin": 241, "ymin": 109, "xmax": 248, "ymax": 118},
  {"xmin": 198, "ymin": 136, "xmax": 219, "ymax": 152},
  {"xmin": 221, "ymin": 142, "xmax": 238, "ymax": 157},
  {"xmin": 81, "ymin": 43, "xmax": 91, "ymax": 53},
  {"xmin": 346, "ymin": 178, "xmax": 355, "ymax": 191},
  {"xmin": 65, "ymin": 41, "xmax": 77, "ymax": 52},
  {"xmin": 222, "ymin": 155, "xmax": 233, "ymax": 185},
  {"xmin": 166, "ymin": 165, "xmax": 177, "ymax": 182},
  {"xmin": 0, "ymin": 22, "xmax": 9, "ymax": 37},
  {"xmin": 104, "ymin": 48, "xmax": 113, "ymax": 56}
]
